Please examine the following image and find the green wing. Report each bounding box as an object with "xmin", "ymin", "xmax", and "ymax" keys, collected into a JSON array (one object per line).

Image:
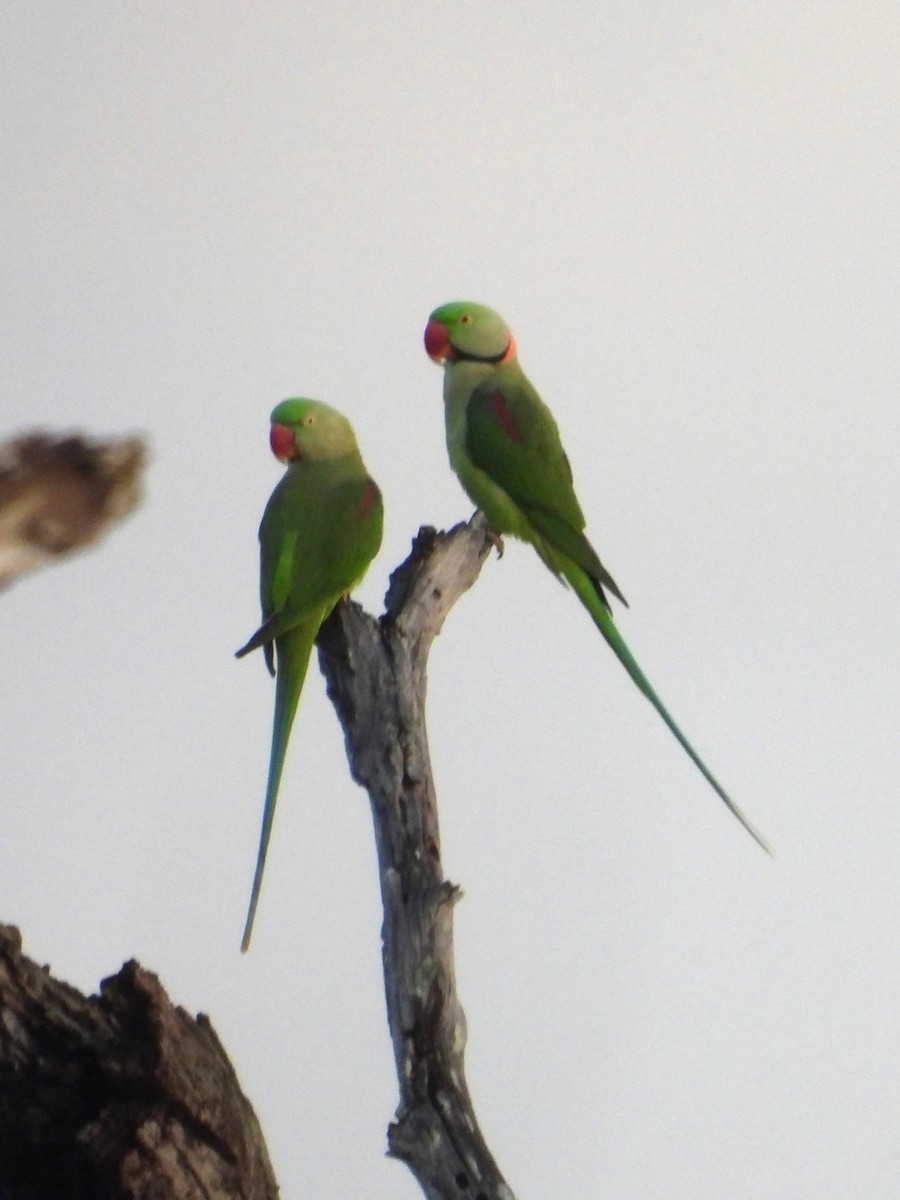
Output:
[
  {"xmin": 465, "ymin": 367, "xmax": 768, "ymax": 852},
  {"xmin": 465, "ymin": 368, "xmax": 626, "ymax": 607},
  {"xmin": 237, "ymin": 468, "xmax": 382, "ymax": 661}
]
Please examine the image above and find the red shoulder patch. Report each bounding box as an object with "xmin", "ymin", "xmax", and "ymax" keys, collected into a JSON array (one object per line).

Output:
[
  {"xmin": 359, "ymin": 478, "xmax": 381, "ymax": 518},
  {"xmin": 488, "ymin": 391, "xmax": 524, "ymax": 444}
]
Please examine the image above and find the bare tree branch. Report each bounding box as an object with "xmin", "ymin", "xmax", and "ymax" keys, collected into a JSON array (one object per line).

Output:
[
  {"xmin": 0, "ymin": 430, "xmax": 145, "ymax": 588},
  {"xmin": 319, "ymin": 516, "xmax": 518, "ymax": 1200}
]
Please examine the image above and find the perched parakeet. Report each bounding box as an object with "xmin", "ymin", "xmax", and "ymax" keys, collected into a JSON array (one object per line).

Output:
[
  {"xmin": 424, "ymin": 301, "xmax": 769, "ymax": 853},
  {"xmin": 236, "ymin": 399, "xmax": 383, "ymax": 951}
]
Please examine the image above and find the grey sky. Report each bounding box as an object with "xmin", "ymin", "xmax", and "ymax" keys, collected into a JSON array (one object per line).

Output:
[{"xmin": 2, "ymin": 4, "xmax": 898, "ymax": 1196}]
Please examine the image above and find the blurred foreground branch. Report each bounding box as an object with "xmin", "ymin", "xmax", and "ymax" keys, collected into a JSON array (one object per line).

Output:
[
  {"xmin": 319, "ymin": 516, "xmax": 517, "ymax": 1200},
  {"xmin": 0, "ymin": 924, "xmax": 277, "ymax": 1200},
  {"xmin": 0, "ymin": 430, "xmax": 144, "ymax": 587}
]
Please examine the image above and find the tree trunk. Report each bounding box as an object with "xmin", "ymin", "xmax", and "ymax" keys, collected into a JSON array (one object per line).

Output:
[
  {"xmin": 0, "ymin": 925, "xmax": 278, "ymax": 1200},
  {"xmin": 319, "ymin": 517, "xmax": 517, "ymax": 1200}
]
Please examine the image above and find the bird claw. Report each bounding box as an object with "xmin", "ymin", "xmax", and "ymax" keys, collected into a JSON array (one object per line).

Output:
[{"xmin": 470, "ymin": 508, "xmax": 504, "ymax": 557}]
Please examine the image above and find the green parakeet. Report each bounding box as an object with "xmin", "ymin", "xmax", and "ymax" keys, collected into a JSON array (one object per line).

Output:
[
  {"xmin": 424, "ymin": 301, "xmax": 769, "ymax": 853},
  {"xmin": 236, "ymin": 399, "xmax": 383, "ymax": 951}
]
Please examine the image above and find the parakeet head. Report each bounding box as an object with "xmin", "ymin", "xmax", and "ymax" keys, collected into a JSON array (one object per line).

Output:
[
  {"xmin": 424, "ymin": 302, "xmax": 518, "ymax": 366},
  {"xmin": 268, "ymin": 398, "xmax": 359, "ymax": 463}
]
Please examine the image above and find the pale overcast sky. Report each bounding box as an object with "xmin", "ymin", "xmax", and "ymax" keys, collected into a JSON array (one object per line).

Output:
[{"xmin": 2, "ymin": 5, "xmax": 898, "ymax": 1197}]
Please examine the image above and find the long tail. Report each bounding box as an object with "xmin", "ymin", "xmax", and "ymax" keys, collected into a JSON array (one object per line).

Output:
[
  {"xmin": 567, "ymin": 566, "xmax": 771, "ymax": 854},
  {"xmin": 241, "ymin": 617, "xmax": 320, "ymax": 952}
]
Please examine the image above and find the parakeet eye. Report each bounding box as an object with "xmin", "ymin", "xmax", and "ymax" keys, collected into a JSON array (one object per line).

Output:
[
  {"xmin": 304, "ymin": 415, "xmax": 315, "ymax": 426},
  {"xmin": 460, "ymin": 314, "xmax": 471, "ymax": 324}
]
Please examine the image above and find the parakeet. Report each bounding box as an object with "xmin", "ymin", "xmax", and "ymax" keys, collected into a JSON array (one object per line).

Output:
[
  {"xmin": 424, "ymin": 301, "xmax": 769, "ymax": 853},
  {"xmin": 236, "ymin": 399, "xmax": 383, "ymax": 951}
]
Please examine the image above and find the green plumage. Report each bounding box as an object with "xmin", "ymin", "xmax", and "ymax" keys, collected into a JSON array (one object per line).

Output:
[
  {"xmin": 425, "ymin": 301, "xmax": 769, "ymax": 853},
  {"xmin": 236, "ymin": 399, "xmax": 383, "ymax": 950}
]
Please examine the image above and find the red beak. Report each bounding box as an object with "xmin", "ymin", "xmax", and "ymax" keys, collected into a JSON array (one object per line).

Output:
[
  {"xmin": 269, "ymin": 423, "xmax": 296, "ymax": 462},
  {"xmin": 424, "ymin": 319, "xmax": 453, "ymax": 363}
]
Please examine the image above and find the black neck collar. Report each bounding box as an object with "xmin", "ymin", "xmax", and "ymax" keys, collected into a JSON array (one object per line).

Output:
[{"xmin": 452, "ymin": 341, "xmax": 511, "ymax": 365}]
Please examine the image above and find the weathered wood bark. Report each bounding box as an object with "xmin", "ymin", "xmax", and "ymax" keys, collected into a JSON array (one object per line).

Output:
[
  {"xmin": 0, "ymin": 924, "xmax": 278, "ymax": 1200},
  {"xmin": 0, "ymin": 430, "xmax": 144, "ymax": 587},
  {"xmin": 318, "ymin": 516, "xmax": 518, "ymax": 1200}
]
